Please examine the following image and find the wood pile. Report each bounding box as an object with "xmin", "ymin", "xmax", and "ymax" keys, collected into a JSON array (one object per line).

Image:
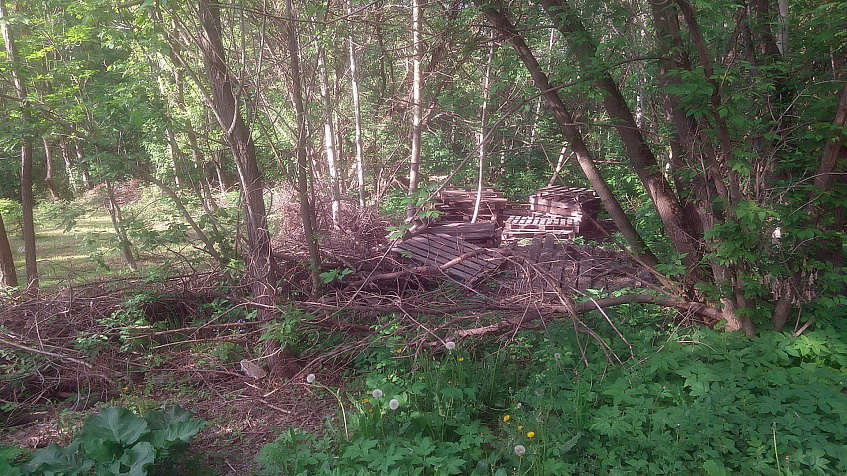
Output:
[
  {"xmin": 433, "ymin": 187, "xmax": 509, "ymax": 224},
  {"xmin": 417, "ymin": 187, "xmax": 508, "ymax": 246},
  {"xmin": 393, "ymin": 233, "xmax": 504, "ymax": 283},
  {"xmin": 501, "ymin": 185, "xmax": 601, "ymax": 244}
]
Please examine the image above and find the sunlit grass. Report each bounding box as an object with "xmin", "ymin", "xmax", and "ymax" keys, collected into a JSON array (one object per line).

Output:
[
  {"xmin": 6, "ymin": 186, "xmax": 215, "ymax": 289},
  {"xmin": 7, "ymin": 208, "xmax": 134, "ymax": 288}
]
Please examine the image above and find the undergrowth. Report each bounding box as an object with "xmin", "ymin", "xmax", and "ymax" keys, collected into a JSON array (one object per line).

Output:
[{"xmin": 257, "ymin": 318, "xmax": 847, "ymax": 475}]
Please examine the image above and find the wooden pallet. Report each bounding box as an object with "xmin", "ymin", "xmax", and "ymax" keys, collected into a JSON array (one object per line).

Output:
[
  {"xmin": 501, "ymin": 215, "xmax": 577, "ymax": 243},
  {"xmin": 432, "ymin": 187, "xmax": 509, "ymax": 223},
  {"xmin": 393, "ymin": 233, "xmax": 504, "ymax": 282},
  {"xmin": 426, "ymin": 222, "xmax": 498, "ymax": 245}
]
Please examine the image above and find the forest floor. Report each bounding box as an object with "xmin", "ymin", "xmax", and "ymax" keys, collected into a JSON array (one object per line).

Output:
[{"xmin": 0, "ymin": 184, "xmax": 714, "ymax": 474}]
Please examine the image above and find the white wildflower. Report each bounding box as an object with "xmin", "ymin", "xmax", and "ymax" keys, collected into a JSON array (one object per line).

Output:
[
  {"xmin": 514, "ymin": 445, "xmax": 526, "ymax": 456},
  {"xmin": 554, "ymin": 353, "xmax": 561, "ymax": 360},
  {"xmin": 445, "ymin": 341, "xmax": 456, "ymax": 350},
  {"xmin": 372, "ymin": 389, "xmax": 383, "ymax": 398},
  {"xmin": 389, "ymin": 398, "xmax": 400, "ymax": 410},
  {"xmin": 306, "ymin": 373, "xmax": 316, "ymax": 383}
]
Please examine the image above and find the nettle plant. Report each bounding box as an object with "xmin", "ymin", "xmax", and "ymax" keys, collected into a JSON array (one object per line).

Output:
[{"xmin": 4, "ymin": 405, "xmax": 204, "ymax": 476}]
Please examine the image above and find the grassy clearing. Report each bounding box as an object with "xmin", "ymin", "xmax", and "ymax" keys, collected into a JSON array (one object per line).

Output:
[{"xmin": 7, "ymin": 206, "xmax": 130, "ymax": 288}]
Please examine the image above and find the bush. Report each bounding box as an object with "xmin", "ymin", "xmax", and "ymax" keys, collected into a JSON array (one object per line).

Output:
[
  {"xmin": 257, "ymin": 324, "xmax": 847, "ymax": 475},
  {"xmin": 2, "ymin": 405, "xmax": 204, "ymax": 476}
]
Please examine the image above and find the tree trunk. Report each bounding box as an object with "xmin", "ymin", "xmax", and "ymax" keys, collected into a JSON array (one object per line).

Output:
[
  {"xmin": 0, "ymin": 212, "xmax": 18, "ymax": 288},
  {"xmin": 104, "ymin": 179, "xmax": 138, "ymax": 272},
  {"xmin": 348, "ymin": 0, "xmax": 367, "ymax": 208},
  {"xmin": 317, "ymin": 46, "xmax": 342, "ymax": 229},
  {"xmin": 74, "ymin": 142, "xmax": 92, "ymax": 190},
  {"xmin": 1, "ymin": 0, "xmax": 38, "ymax": 293},
  {"xmin": 59, "ymin": 136, "xmax": 79, "ymax": 196},
  {"xmin": 198, "ymin": 0, "xmax": 281, "ymax": 368},
  {"xmin": 473, "ymin": 0, "xmax": 659, "ymax": 269},
  {"xmin": 408, "ymin": 0, "xmax": 423, "ymax": 219},
  {"xmin": 472, "ymin": 34, "xmax": 495, "ymax": 224},
  {"xmin": 538, "ymin": 0, "xmax": 703, "ymax": 272},
  {"xmin": 284, "ymin": 0, "xmax": 322, "ymax": 294},
  {"xmin": 42, "ymin": 138, "xmax": 60, "ymax": 202}
]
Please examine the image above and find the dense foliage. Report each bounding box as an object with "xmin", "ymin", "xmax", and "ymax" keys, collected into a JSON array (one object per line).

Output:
[
  {"xmin": 258, "ymin": 321, "xmax": 847, "ymax": 475},
  {"xmin": 1, "ymin": 405, "xmax": 203, "ymax": 475}
]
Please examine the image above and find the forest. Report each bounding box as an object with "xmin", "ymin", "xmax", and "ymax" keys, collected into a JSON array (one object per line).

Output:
[{"xmin": 1, "ymin": 0, "xmax": 846, "ymax": 474}]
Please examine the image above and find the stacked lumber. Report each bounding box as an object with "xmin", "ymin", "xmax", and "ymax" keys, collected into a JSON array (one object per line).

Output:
[
  {"xmin": 501, "ymin": 215, "xmax": 578, "ymax": 244},
  {"xmin": 501, "ymin": 185, "xmax": 601, "ymax": 243},
  {"xmin": 432, "ymin": 187, "xmax": 509, "ymax": 223}
]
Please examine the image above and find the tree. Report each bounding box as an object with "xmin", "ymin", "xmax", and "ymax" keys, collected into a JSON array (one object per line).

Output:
[
  {"xmin": 0, "ymin": 211, "xmax": 17, "ymax": 287},
  {"xmin": 1, "ymin": 0, "xmax": 38, "ymax": 293},
  {"xmin": 407, "ymin": 0, "xmax": 423, "ymax": 218},
  {"xmin": 197, "ymin": 0, "xmax": 281, "ymax": 365}
]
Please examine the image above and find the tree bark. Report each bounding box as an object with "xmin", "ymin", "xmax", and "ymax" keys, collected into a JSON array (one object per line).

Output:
[
  {"xmin": 538, "ymin": 0, "xmax": 703, "ymax": 272},
  {"xmin": 472, "ymin": 33, "xmax": 495, "ymax": 224},
  {"xmin": 1, "ymin": 0, "xmax": 38, "ymax": 293},
  {"xmin": 473, "ymin": 0, "xmax": 659, "ymax": 269},
  {"xmin": 317, "ymin": 46, "xmax": 342, "ymax": 229},
  {"xmin": 348, "ymin": 0, "xmax": 367, "ymax": 208},
  {"xmin": 0, "ymin": 212, "xmax": 18, "ymax": 288},
  {"xmin": 198, "ymin": 0, "xmax": 281, "ymax": 366},
  {"xmin": 408, "ymin": 0, "xmax": 423, "ymax": 218},
  {"xmin": 42, "ymin": 138, "xmax": 60, "ymax": 202},
  {"xmin": 104, "ymin": 179, "xmax": 138, "ymax": 272},
  {"xmin": 59, "ymin": 136, "xmax": 79, "ymax": 196},
  {"xmin": 285, "ymin": 0, "xmax": 322, "ymax": 294}
]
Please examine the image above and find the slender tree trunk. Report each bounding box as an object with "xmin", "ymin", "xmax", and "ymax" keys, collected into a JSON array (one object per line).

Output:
[
  {"xmin": 198, "ymin": 0, "xmax": 281, "ymax": 368},
  {"xmin": 1, "ymin": 0, "xmax": 38, "ymax": 293},
  {"xmin": 474, "ymin": 0, "xmax": 659, "ymax": 269},
  {"xmin": 317, "ymin": 47, "xmax": 342, "ymax": 229},
  {"xmin": 348, "ymin": 0, "xmax": 367, "ymax": 208},
  {"xmin": 408, "ymin": 0, "xmax": 423, "ymax": 218},
  {"xmin": 528, "ymin": 28, "xmax": 555, "ymax": 147},
  {"xmin": 285, "ymin": 0, "xmax": 322, "ymax": 293},
  {"xmin": 165, "ymin": 126, "xmax": 185, "ymax": 189},
  {"xmin": 472, "ymin": 34, "xmax": 495, "ymax": 224},
  {"xmin": 75, "ymin": 142, "xmax": 92, "ymax": 190},
  {"xmin": 0, "ymin": 212, "xmax": 18, "ymax": 288},
  {"xmin": 104, "ymin": 179, "xmax": 138, "ymax": 272},
  {"xmin": 42, "ymin": 138, "xmax": 60, "ymax": 202},
  {"xmin": 136, "ymin": 167, "xmax": 225, "ymax": 266},
  {"xmin": 59, "ymin": 136, "xmax": 79, "ymax": 196},
  {"xmin": 548, "ymin": 145, "xmax": 569, "ymax": 186}
]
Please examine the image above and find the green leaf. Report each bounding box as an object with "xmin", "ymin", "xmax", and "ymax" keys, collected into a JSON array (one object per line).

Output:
[
  {"xmin": 26, "ymin": 441, "xmax": 92, "ymax": 475},
  {"xmin": 111, "ymin": 441, "xmax": 155, "ymax": 476},
  {"xmin": 78, "ymin": 406, "xmax": 150, "ymax": 446}
]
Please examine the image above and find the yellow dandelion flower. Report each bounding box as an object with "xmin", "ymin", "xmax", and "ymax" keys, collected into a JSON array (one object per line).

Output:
[
  {"xmin": 518, "ymin": 425, "xmax": 523, "ymax": 430},
  {"xmin": 458, "ymin": 357, "xmax": 464, "ymax": 362},
  {"xmin": 503, "ymin": 415, "xmax": 510, "ymax": 422},
  {"xmin": 363, "ymin": 398, "xmax": 369, "ymax": 403},
  {"xmin": 527, "ymin": 431, "xmax": 535, "ymax": 438},
  {"xmin": 395, "ymin": 349, "xmax": 402, "ymax": 354},
  {"xmin": 369, "ymin": 408, "xmax": 373, "ymax": 412}
]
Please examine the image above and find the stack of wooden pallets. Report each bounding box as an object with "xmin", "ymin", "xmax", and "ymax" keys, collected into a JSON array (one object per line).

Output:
[
  {"xmin": 501, "ymin": 186, "xmax": 601, "ymax": 244},
  {"xmin": 432, "ymin": 187, "xmax": 509, "ymax": 223}
]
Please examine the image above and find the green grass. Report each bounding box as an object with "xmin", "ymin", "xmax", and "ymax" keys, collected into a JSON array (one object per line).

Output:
[
  {"xmin": 7, "ymin": 206, "xmax": 132, "ymax": 288},
  {"xmin": 4, "ymin": 187, "xmax": 221, "ymax": 289}
]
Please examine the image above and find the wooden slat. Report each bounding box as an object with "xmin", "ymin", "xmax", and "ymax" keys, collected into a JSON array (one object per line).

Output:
[{"xmin": 393, "ymin": 233, "xmax": 504, "ymax": 282}]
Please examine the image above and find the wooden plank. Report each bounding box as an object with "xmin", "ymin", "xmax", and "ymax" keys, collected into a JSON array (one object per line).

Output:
[
  {"xmin": 397, "ymin": 236, "xmax": 484, "ymax": 277},
  {"xmin": 393, "ymin": 233, "xmax": 503, "ymax": 282},
  {"xmin": 397, "ymin": 238, "xmax": 482, "ymax": 277}
]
